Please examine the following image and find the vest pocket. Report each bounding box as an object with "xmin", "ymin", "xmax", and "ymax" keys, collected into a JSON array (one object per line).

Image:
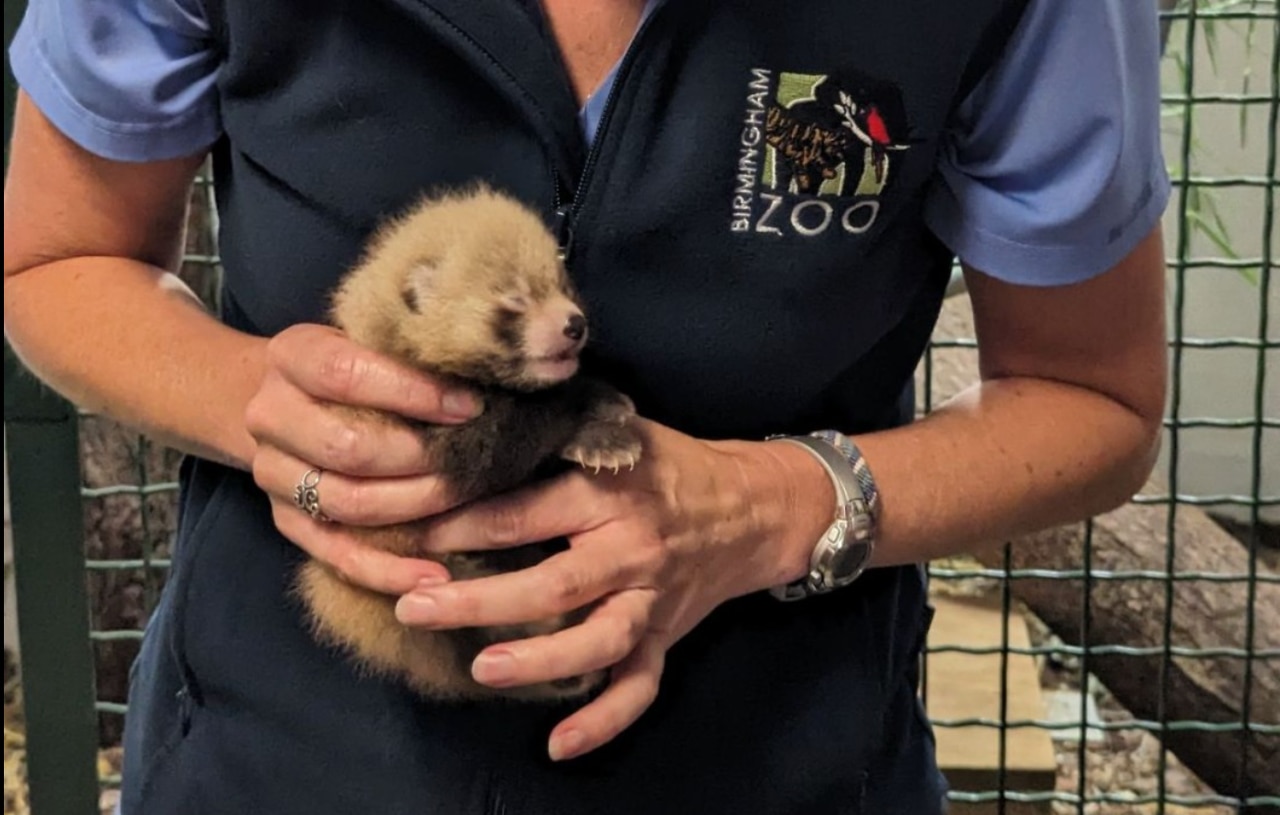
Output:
[
  {"xmin": 483, "ymin": 771, "xmax": 510, "ymax": 815},
  {"xmin": 121, "ymin": 466, "xmax": 236, "ymax": 810},
  {"xmin": 169, "ymin": 467, "xmax": 240, "ymax": 707}
]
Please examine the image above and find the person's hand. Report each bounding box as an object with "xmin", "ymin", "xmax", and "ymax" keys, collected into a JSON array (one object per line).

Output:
[
  {"xmin": 244, "ymin": 323, "xmax": 483, "ymax": 593},
  {"xmin": 394, "ymin": 418, "xmax": 833, "ymax": 761}
]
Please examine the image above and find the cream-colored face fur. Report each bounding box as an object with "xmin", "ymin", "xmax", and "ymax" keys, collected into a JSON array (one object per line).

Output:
[{"xmin": 331, "ymin": 185, "xmax": 589, "ymax": 391}]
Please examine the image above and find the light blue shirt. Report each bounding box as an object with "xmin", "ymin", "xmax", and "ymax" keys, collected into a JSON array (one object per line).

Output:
[{"xmin": 7, "ymin": 0, "xmax": 1170, "ymax": 286}]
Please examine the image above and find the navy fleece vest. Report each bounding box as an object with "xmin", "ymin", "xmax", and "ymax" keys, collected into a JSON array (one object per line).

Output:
[{"xmin": 121, "ymin": 3, "xmax": 1029, "ymax": 813}]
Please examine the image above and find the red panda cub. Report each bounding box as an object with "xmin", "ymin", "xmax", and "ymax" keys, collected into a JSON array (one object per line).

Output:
[{"xmin": 295, "ymin": 183, "xmax": 642, "ymax": 702}]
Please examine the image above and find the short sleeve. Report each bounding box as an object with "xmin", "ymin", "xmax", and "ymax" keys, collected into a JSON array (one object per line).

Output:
[
  {"xmin": 7, "ymin": 0, "xmax": 222, "ymax": 162},
  {"xmin": 923, "ymin": 0, "xmax": 1172, "ymax": 286}
]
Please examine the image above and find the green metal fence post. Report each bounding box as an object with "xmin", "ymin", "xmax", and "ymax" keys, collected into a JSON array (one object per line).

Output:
[{"xmin": 5, "ymin": 0, "xmax": 104, "ymax": 812}]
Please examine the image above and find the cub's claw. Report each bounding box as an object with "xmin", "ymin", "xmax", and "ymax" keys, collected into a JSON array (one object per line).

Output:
[{"xmin": 561, "ymin": 421, "xmax": 643, "ymax": 475}]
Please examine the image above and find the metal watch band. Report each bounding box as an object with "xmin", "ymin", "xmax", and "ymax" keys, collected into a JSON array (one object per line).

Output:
[
  {"xmin": 766, "ymin": 432, "xmax": 879, "ymax": 602},
  {"xmin": 809, "ymin": 429, "xmax": 881, "ymax": 519}
]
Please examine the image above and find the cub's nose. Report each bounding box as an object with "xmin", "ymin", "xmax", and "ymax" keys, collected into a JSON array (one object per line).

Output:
[{"xmin": 564, "ymin": 313, "xmax": 588, "ymax": 342}]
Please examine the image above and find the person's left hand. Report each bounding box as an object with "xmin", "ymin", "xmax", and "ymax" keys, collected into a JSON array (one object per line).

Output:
[{"xmin": 393, "ymin": 417, "xmax": 832, "ymax": 761}]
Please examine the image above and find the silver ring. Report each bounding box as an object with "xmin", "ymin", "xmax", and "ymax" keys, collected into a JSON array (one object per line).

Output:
[{"xmin": 293, "ymin": 467, "xmax": 328, "ymax": 521}]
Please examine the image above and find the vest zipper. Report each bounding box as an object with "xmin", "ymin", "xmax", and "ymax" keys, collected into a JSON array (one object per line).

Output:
[
  {"xmin": 554, "ymin": 3, "xmax": 666, "ymax": 264},
  {"xmin": 413, "ymin": 5, "xmax": 577, "ymax": 218},
  {"xmin": 415, "ymin": 2, "xmax": 665, "ymax": 264}
]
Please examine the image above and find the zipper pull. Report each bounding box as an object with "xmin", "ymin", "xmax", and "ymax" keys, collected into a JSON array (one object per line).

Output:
[{"xmin": 553, "ymin": 205, "xmax": 575, "ymax": 264}]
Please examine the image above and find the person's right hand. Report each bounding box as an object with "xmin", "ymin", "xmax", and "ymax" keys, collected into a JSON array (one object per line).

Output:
[{"xmin": 245, "ymin": 323, "xmax": 483, "ymax": 595}]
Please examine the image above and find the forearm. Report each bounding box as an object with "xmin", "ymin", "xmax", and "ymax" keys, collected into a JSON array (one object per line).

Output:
[
  {"xmin": 852, "ymin": 376, "xmax": 1158, "ymax": 567},
  {"xmin": 729, "ymin": 376, "xmax": 1160, "ymax": 586},
  {"xmin": 737, "ymin": 225, "xmax": 1167, "ymax": 584},
  {"xmin": 4, "ymin": 258, "xmax": 265, "ymax": 470}
]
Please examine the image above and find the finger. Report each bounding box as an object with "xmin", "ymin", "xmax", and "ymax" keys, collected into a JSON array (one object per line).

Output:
[
  {"xmin": 547, "ymin": 638, "xmax": 665, "ymax": 762},
  {"xmin": 418, "ymin": 473, "xmax": 610, "ymax": 554},
  {"xmin": 470, "ymin": 589, "xmax": 656, "ymax": 689},
  {"xmin": 395, "ymin": 542, "xmax": 628, "ymax": 629},
  {"xmin": 268, "ymin": 324, "xmax": 482, "ymax": 424},
  {"xmin": 253, "ymin": 444, "xmax": 459, "ymax": 526},
  {"xmin": 271, "ymin": 496, "xmax": 450, "ymax": 594},
  {"xmin": 246, "ymin": 372, "xmax": 439, "ymax": 478}
]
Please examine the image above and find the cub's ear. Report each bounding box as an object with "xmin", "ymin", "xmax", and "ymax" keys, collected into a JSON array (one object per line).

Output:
[{"xmin": 401, "ymin": 259, "xmax": 440, "ymax": 313}]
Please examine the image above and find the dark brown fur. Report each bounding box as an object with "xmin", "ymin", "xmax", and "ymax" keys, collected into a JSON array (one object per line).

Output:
[{"xmin": 294, "ymin": 184, "xmax": 641, "ymax": 702}]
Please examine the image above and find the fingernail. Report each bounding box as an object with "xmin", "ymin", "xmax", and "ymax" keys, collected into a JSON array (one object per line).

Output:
[
  {"xmin": 442, "ymin": 391, "xmax": 480, "ymax": 419},
  {"xmin": 472, "ymin": 650, "xmax": 515, "ymax": 684},
  {"xmin": 549, "ymin": 729, "xmax": 586, "ymax": 762},
  {"xmin": 398, "ymin": 592, "xmax": 437, "ymax": 623},
  {"xmin": 415, "ymin": 575, "xmax": 448, "ymax": 591}
]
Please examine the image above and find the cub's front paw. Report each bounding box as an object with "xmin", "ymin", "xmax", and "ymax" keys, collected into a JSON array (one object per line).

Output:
[
  {"xmin": 589, "ymin": 390, "xmax": 637, "ymax": 425},
  {"xmin": 561, "ymin": 422, "xmax": 643, "ymax": 474}
]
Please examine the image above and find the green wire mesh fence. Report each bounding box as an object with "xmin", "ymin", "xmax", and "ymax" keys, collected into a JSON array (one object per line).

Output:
[
  {"xmin": 2, "ymin": 2, "xmax": 1277, "ymax": 814},
  {"xmin": 919, "ymin": 3, "xmax": 1277, "ymax": 814}
]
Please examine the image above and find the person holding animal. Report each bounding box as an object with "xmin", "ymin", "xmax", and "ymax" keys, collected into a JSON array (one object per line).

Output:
[{"xmin": 3, "ymin": 0, "xmax": 1171, "ymax": 812}]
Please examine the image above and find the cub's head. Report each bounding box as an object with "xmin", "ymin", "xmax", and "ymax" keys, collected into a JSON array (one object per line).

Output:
[{"xmin": 333, "ymin": 187, "xmax": 589, "ymax": 391}]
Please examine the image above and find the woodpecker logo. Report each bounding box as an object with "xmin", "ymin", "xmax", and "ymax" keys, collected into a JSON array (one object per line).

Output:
[{"xmin": 731, "ymin": 68, "xmax": 914, "ymax": 237}]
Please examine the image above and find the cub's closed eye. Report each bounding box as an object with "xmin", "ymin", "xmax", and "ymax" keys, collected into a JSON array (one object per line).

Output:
[{"xmin": 500, "ymin": 293, "xmax": 530, "ymax": 313}]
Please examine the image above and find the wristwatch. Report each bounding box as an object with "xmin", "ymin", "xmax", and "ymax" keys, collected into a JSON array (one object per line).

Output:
[{"xmin": 766, "ymin": 431, "xmax": 879, "ymax": 602}]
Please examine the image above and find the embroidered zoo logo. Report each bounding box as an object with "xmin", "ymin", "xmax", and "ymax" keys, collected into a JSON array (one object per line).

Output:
[{"xmin": 731, "ymin": 68, "xmax": 913, "ymax": 237}]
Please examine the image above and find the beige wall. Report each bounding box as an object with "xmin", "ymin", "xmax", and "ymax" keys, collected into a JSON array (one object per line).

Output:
[{"xmin": 1157, "ymin": 17, "xmax": 1278, "ymax": 524}]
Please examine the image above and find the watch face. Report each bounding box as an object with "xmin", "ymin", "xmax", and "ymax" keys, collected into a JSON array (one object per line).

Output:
[{"xmin": 830, "ymin": 541, "xmax": 871, "ymax": 581}]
